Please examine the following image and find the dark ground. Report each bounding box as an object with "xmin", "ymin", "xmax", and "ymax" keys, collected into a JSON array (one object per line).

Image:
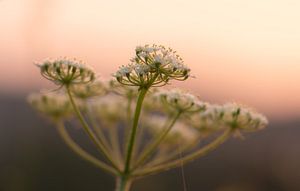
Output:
[{"xmin": 0, "ymin": 94, "xmax": 299, "ymax": 191}]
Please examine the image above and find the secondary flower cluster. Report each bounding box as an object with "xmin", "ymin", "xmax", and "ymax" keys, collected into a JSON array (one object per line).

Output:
[
  {"xmin": 115, "ymin": 44, "xmax": 190, "ymax": 88},
  {"xmin": 28, "ymin": 92, "xmax": 73, "ymax": 121},
  {"xmin": 71, "ymin": 81, "xmax": 107, "ymax": 99},
  {"xmin": 29, "ymin": 84, "xmax": 268, "ymax": 153},
  {"xmin": 38, "ymin": 58, "xmax": 95, "ymax": 86},
  {"xmin": 154, "ymin": 89, "xmax": 207, "ymax": 113},
  {"xmin": 148, "ymin": 89, "xmax": 268, "ymax": 140}
]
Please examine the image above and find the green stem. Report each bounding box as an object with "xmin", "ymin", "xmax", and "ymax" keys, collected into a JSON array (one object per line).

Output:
[
  {"xmin": 56, "ymin": 122, "xmax": 117, "ymax": 175},
  {"xmin": 124, "ymin": 88, "xmax": 148, "ymax": 174},
  {"xmin": 133, "ymin": 111, "xmax": 181, "ymax": 170},
  {"xmin": 124, "ymin": 93, "xmax": 133, "ymax": 154},
  {"xmin": 66, "ymin": 86, "xmax": 120, "ymax": 172},
  {"xmin": 115, "ymin": 176, "xmax": 132, "ymax": 191},
  {"xmin": 134, "ymin": 129, "xmax": 232, "ymax": 177},
  {"xmin": 109, "ymin": 126, "xmax": 124, "ymax": 168},
  {"xmin": 87, "ymin": 110, "xmax": 111, "ymax": 151}
]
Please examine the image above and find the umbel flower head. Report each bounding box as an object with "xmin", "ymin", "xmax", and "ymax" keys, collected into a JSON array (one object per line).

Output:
[
  {"xmin": 189, "ymin": 103, "xmax": 268, "ymax": 137},
  {"xmin": 37, "ymin": 58, "xmax": 95, "ymax": 86},
  {"xmin": 220, "ymin": 103, "xmax": 268, "ymax": 131},
  {"xmin": 154, "ymin": 89, "xmax": 207, "ymax": 113},
  {"xmin": 87, "ymin": 94, "xmax": 128, "ymax": 127},
  {"xmin": 28, "ymin": 92, "xmax": 74, "ymax": 121},
  {"xmin": 70, "ymin": 81, "xmax": 107, "ymax": 99},
  {"xmin": 114, "ymin": 44, "xmax": 190, "ymax": 89}
]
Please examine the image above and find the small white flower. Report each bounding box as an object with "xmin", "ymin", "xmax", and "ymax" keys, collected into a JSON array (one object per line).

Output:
[
  {"xmin": 153, "ymin": 54, "xmax": 165, "ymax": 65},
  {"xmin": 138, "ymin": 52, "xmax": 148, "ymax": 59},
  {"xmin": 115, "ymin": 65, "xmax": 133, "ymax": 78},
  {"xmin": 144, "ymin": 47, "xmax": 155, "ymax": 53},
  {"xmin": 133, "ymin": 64, "xmax": 150, "ymax": 76}
]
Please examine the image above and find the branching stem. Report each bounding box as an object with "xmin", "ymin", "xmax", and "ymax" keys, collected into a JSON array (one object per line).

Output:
[
  {"xmin": 133, "ymin": 129, "xmax": 232, "ymax": 177},
  {"xmin": 66, "ymin": 86, "xmax": 120, "ymax": 172},
  {"xmin": 132, "ymin": 111, "xmax": 182, "ymax": 170},
  {"xmin": 56, "ymin": 122, "xmax": 117, "ymax": 175}
]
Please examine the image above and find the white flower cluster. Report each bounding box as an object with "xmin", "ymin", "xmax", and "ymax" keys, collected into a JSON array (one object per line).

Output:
[
  {"xmin": 28, "ymin": 92, "xmax": 74, "ymax": 120},
  {"xmin": 154, "ymin": 89, "xmax": 207, "ymax": 112},
  {"xmin": 152, "ymin": 88, "xmax": 268, "ymax": 135},
  {"xmin": 220, "ymin": 103, "xmax": 268, "ymax": 130},
  {"xmin": 114, "ymin": 44, "xmax": 190, "ymax": 88},
  {"xmin": 87, "ymin": 94, "xmax": 128, "ymax": 127},
  {"xmin": 38, "ymin": 58, "xmax": 95, "ymax": 86},
  {"xmin": 191, "ymin": 102, "xmax": 268, "ymax": 133},
  {"xmin": 71, "ymin": 81, "xmax": 107, "ymax": 99}
]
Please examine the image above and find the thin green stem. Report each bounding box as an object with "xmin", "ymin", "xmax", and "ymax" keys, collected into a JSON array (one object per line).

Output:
[
  {"xmin": 142, "ymin": 135, "xmax": 201, "ymax": 168},
  {"xmin": 109, "ymin": 126, "xmax": 124, "ymax": 169},
  {"xmin": 133, "ymin": 129, "xmax": 232, "ymax": 177},
  {"xmin": 56, "ymin": 122, "xmax": 117, "ymax": 175},
  {"xmin": 126, "ymin": 93, "xmax": 133, "ymax": 123},
  {"xmin": 133, "ymin": 111, "xmax": 182, "ymax": 170},
  {"xmin": 124, "ymin": 88, "xmax": 148, "ymax": 174},
  {"xmin": 66, "ymin": 86, "xmax": 120, "ymax": 172},
  {"xmin": 87, "ymin": 110, "xmax": 111, "ymax": 151},
  {"xmin": 123, "ymin": 93, "xmax": 133, "ymax": 154},
  {"xmin": 115, "ymin": 176, "xmax": 132, "ymax": 191}
]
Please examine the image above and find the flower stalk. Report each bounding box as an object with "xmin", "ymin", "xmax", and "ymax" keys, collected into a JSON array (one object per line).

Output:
[
  {"xmin": 124, "ymin": 88, "xmax": 148, "ymax": 174},
  {"xmin": 66, "ymin": 85, "xmax": 120, "ymax": 172},
  {"xmin": 56, "ymin": 122, "xmax": 117, "ymax": 175},
  {"xmin": 133, "ymin": 111, "xmax": 182, "ymax": 170},
  {"xmin": 133, "ymin": 129, "xmax": 232, "ymax": 177},
  {"xmin": 115, "ymin": 176, "xmax": 132, "ymax": 191}
]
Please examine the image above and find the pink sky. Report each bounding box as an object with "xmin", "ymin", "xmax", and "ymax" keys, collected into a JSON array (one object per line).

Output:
[{"xmin": 0, "ymin": 0, "xmax": 299, "ymax": 119}]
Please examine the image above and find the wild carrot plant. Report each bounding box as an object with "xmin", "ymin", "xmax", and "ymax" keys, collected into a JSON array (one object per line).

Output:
[{"xmin": 28, "ymin": 45, "xmax": 268, "ymax": 191}]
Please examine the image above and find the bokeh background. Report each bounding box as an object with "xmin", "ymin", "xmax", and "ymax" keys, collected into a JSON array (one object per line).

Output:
[{"xmin": 0, "ymin": 0, "xmax": 299, "ymax": 191}]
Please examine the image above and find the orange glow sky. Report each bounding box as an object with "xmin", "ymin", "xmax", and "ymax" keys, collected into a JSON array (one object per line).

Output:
[{"xmin": 0, "ymin": 0, "xmax": 299, "ymax": 119}]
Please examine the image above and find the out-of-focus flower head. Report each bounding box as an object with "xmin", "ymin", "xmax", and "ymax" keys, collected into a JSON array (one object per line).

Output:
[
  {"xmin": 154, "ymin": 89, "xmax": 206, "ymax": 113},
  {"xmin": 28, "ymin": 92, "xmax": 74, "ymax": 121},
  {"xmin": 220, "ymin": 103, "xmax": 268, "ymax": 131},
  {"xmin": 37, "ymin": 58, "xmax": 95, "ymax": 87},
  {"xmin": 114, "ymin": 44, "xmax": 190, "ymax": 89},
  {"xmin": 70, "ymin": 81, "xmax": 107, "ymax": 99},
  {"xmin": 189, "ymin": 103, "xmax": 268, "ymax": 138},
  {"xmin": 87, "ymin": 94, "xmax": 128, "ymax": 127}
]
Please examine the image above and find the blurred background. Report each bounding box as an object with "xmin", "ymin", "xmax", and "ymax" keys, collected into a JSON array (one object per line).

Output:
[{"xmin": 0, "ymin": 0, "xmax": 299, "ymax": 190}]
